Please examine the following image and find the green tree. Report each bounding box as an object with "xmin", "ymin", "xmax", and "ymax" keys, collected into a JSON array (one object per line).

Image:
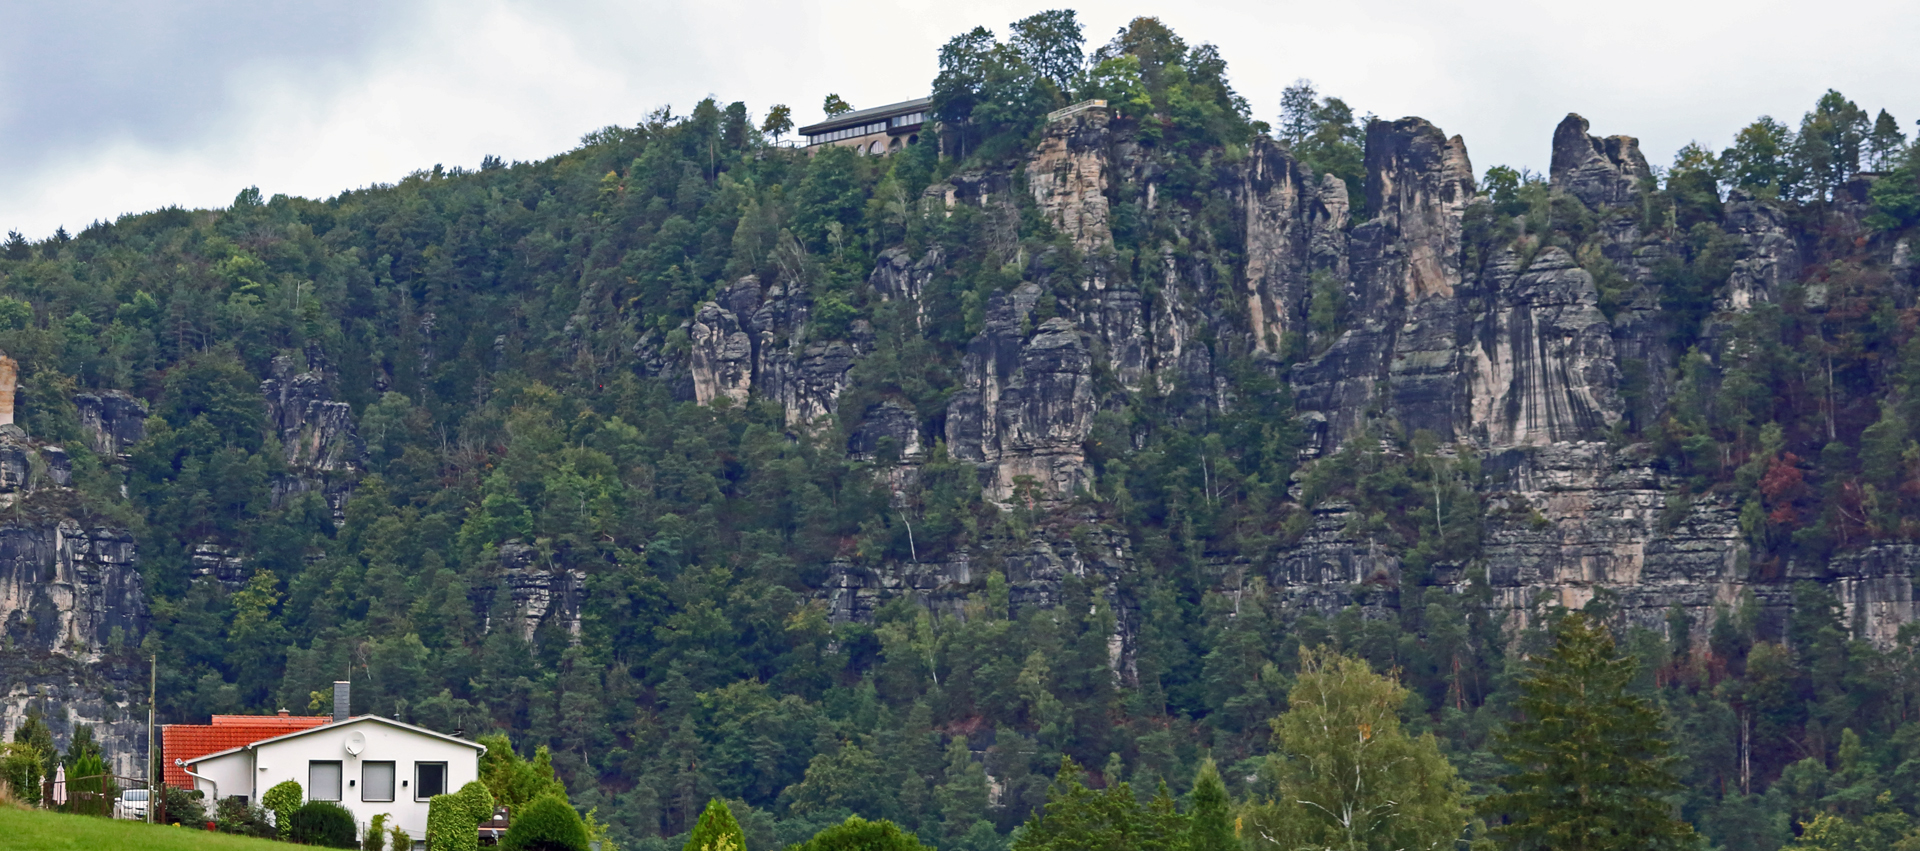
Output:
[
  {"xmin": 1, "ymin": 230, "xmax": 27, "ymax": 261},
  {"xmin": 785, "ymin": 741, "xmax": 893, "ymax": 818},
  {"xmin": 1013, "ymin": 758, "xmax": 1186, "ymax": 851},
  {"xmin": 1721, "ymin": 116, "xmax": 1796, "ymax": 197},
  {"xmin": 683, "ymin": 798, "xmax": 747, "ymax": 851},
  {"xmin": 1276, "ymin": 79, "xmax": 1365, "ymax": 208},
  {"xmin": 478, "ymin": 733, "xmax": 567, "ymax": 811},
  {"xmin": 1797, "ymin": 89, "xmax": 1870, "ymax": 200},
  {"xmin": 790, "ymin": 816, "xmax": 929, "ymax": 851},
  {"xmin": 762, "ymin": 105, "xmax": 794, "ymax": 142},
  {"xmin": 1244, "ymin": 647, "xmax": 1465, "ymax": 851},
  {"xmin": 823, "ymin": 95, "xmax": 854, "ymax": 117},
  {"xmin": 1788, "ymin": 793, "xmax": 1920, "ymax": 851},
  {"xmin": 1007, "ymin": 10, "xmax": 1085, "ymax": 95},
  {"xmin": 1867, "ymin": 109, "xmax": 1908, "ymax": 171},
  {"xmin": 1484, "ymin": 612, "xmax": 1695, "ymax": 851},
  {"xmin": 1185, "ymin": 759, "xmax": 1233, "ymax": 851},
  {"xmin": 0, "ymin": 741, "xmax": 47, "ymax": 806}
]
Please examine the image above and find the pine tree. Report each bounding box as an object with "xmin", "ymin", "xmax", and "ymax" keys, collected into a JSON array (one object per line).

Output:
[
  {"xmin": 1485, "ymin": 612, "xmax": 1695, "ymax": 851},
  {"xmin": 1867, "ymin": 109, "xmax": 1908, "ymax": 172},
  {"xmin": 1185, "ymin": 759, "xmax": 1234, "ymax": 851},
  {"xmin": 1245, "ymin": 647, "xmax": 1466, "ymax": 851}
]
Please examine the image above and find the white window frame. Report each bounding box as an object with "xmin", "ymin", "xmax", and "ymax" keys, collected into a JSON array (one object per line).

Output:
[{"xmin": 414, "ymin": 761, "xmax": 448, "ymax": 801}]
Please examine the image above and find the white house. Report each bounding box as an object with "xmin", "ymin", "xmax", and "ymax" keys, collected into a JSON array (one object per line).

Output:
[{"xmin": 182, "ymin": 683, "xmax": 485, "ymax": 839}]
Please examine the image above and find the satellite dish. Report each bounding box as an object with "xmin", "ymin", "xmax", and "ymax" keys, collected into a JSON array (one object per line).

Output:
[{"xmin": 345, "ymin": 731, "xmax": 366, "ymax": 756}]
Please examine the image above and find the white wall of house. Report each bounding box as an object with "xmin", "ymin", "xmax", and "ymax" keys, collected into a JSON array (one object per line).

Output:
[
  {"xmin": 189, "ymin": 717, "xmax": 483, "ymax": 838},
  {"xmin": 187, "ymin": 748, "xmax": 254, "ymax": 804}
]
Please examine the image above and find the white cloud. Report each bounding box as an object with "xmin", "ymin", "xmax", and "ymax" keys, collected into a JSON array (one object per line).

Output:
[{"xmin": 4, "ymin": 0, "xmax": 1918, "ymax": 238}]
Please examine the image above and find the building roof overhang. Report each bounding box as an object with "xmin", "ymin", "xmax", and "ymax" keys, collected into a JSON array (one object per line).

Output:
[
  {"xmin": 181, "ymin": 715, "xmax": 487, "ymax": 766},
  {"xmin": 797, "ymin": 97, "xmax": 931, "ymax": 136}
]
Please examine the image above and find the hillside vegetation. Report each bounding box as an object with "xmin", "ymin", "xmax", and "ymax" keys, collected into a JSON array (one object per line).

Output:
[{"xmin": 6, "ymin": 10, "xmax": 1920, "ymax": 851}]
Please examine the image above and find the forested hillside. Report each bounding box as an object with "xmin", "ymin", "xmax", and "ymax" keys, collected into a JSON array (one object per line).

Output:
[{"xmin": 6, "ymin": 10, "xmax": 1920, "ymax": 851}]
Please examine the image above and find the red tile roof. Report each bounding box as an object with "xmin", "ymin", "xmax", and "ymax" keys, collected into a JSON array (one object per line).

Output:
[{"xmin": 162, "ymin": 713, "xmax": 331, "ymax": 789}]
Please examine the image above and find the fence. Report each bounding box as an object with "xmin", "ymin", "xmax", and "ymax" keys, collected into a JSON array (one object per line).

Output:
[
  {"xmin": 45, "ymin": 773, "xmax": 155, "ymax": 820},
  {"xmin": 1047, "ymin": 99, "xmax": 1108, "ymax": 123}
]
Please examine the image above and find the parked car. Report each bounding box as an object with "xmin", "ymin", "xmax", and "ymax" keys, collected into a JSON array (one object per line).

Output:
[{"xmin": 114, "ymin": 788, "xmax": 150, "ymax": 820}]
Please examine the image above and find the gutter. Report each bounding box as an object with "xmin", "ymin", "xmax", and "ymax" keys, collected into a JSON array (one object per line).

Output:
[{"xmin": 178, "ymin": 759, "xmax": 216, "ymax": 801}]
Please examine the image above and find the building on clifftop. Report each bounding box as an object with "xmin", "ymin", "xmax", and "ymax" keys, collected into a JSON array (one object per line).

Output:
[{"xmin": 799, "ymin": 97, "xmax": 930, "ymax": 155}]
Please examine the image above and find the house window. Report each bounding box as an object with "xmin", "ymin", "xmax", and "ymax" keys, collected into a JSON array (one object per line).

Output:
[
  {"xmin": 415, "ymin": 762, "xmax": 447, "ymax": 800},
  {"xmin": 363, "ymin": 761, "xmax": 396, "ymax": 802},
  {"xmin": 310, "ymin": 761, "xmax": 344, "ymax": 802}
]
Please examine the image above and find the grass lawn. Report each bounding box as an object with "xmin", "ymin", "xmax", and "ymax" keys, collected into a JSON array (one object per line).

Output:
[{"xmin": 0, "ymin": 806, "xmax": 291, "ymax": 850}]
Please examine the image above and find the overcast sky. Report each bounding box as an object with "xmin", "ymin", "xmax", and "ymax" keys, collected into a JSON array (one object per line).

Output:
[{"xmin": 4, "ymin": 0, "xmax": 1916, "ymax": 239}]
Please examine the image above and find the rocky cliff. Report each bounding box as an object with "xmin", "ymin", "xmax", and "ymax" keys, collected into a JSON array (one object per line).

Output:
[
  {"xmin": 0, "ymin": 419, "xmax": 150, "ymax": 779},
  {"xmin": 686, "ymin": 107, "xmax": 1920, "ymax": 653}
]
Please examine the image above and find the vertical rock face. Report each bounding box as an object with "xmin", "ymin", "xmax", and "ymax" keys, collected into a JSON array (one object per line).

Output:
[
  {"xmin": 0, "ymin": 355, "xmax": 17, "ymax": 428},
  {"xmin": 1293, "ymin": 117, "xmax": 1476, "ymax": 448},
  {"xmin": 262, "ymin": 352, "xmax": 365, "ymax": 475},
  {"xmin": 491, "ymin": 541, "xmax": 585, "ymax": 641},
  {"xmin": 0, "ymin": 413, "xmax": 147, "ymax": 776},
  {"xmin": 0, "ymin": 522, "xmax": 143, "ymax": 659},
  {"xmin": 681, "ymin": 276, "xmax": 867, "ymax": 428},
  {"xmin": 947, "ymin": 287, "xmax": 1095, "ymax": 499},
  {"xmin": 74, "ymin": 391, "xmax": 147, "ymax": 458},
  {"xmin": 688, "ymin": 300, "xmax": 754, "ymax": 406},
  {"xmin": 1720, "ymin": 190, "xmax": 1795, "ymax": 312},
  {"xmin": 848, "ymin": 400, "xmax": 923, "ymax": 462},
  {"xmin": 1466, "ymin": 247, "xmax": 1623, "ymax": 448},
  {"xmin": 1550, "ymin": 113, "xmax": 1652, "ymax": 210},
  {"xmin": 1027, "ymin": 107, "xmax": 1113, "ymax": 253},
  {"xmin": 263, "ymin": 351, "xmax": 366, "ymax": 521},
  {"xmin": 1241, "ymin": 137, "xmax": 1349, "ymax": 354}
]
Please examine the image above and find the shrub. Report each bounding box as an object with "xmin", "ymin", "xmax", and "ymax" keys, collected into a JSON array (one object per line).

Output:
[
  {"xmin": 290, "ymin": 799, "xmax": 361, "ymax": 849},
  {"xmin": 789, "ymin": 816, "xmax": 927, "ymax": 851},
  {"xmin": 391, "ymin": 824, "xmax": 412, "ymax": 851},
  {"xmin": 262, "ymin": 778, "xmax": 304, "ymax": 839},
  {"xmin": 500, "ymin": 793, "xmax": 590, "ymax": 851},
  {"xmin": 215, "ymin": 796, "xmax": 277, "ymax": 838},
  {"xmin": 161, "ymin": 785, "xmax": 207, "ymax": 826},
  {"xmin": 0, "ymin": 742, "xmax": 46, "ymax": 807},
  {"xmin": 428, "ymin": 780, "xmax": 497, "ymax": 851},
  {"xmin": 365, "ymin": 812, "xmax": 390, "ymax": 851},
  {"xmin": 683, "ymin": 799, "xmax": 746, "ymax": 851}
]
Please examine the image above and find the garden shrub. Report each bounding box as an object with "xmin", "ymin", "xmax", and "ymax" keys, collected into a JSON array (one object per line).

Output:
[
  {"xmin": 215, "ymin": 796, "xmax": 277, "ymax": 838},
  {"xmin": 290, "ymin": 799, "xmax": 360, "ymax": 849},
  {"xmin": 364, "ymin": 811, "xmax": 390, "ymax": 851},
  {"xmin": 261, "ymin": 778, "xmax": 304, "ymax": 839},
  {"xmin": 428, "ymin": 780, "xmax": 497, "ymax": 851},
  {"xmin": 161, "ymin": 785, "xmax": 206, "ymax": 826},
  {"xmin": 500, "ymin": 793, "xmax": 590, "ymax": 851}
]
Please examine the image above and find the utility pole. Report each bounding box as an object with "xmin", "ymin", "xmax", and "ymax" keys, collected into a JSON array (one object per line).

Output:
[{"xmin": 147, "ymin": 654, "xmax": 156, "ymax": 824}]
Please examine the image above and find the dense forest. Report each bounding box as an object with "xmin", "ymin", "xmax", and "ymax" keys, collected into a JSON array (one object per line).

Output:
[{"xmin": 6, "ymin": 9, "xmax": 1920, "ymax": 851}]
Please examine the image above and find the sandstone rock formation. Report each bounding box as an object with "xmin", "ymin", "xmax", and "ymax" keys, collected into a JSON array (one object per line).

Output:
[
  {"xmin": 819, "ymin": 109, "xmax": 1920, "ymax": 657},
  {"xmin": 74, "ymin": 391, "xmax": 147, "ymax": 458}
]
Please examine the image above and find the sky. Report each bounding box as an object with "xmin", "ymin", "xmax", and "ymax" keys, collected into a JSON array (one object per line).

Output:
[{"xmin": 4, "ymin": 0, "xmax": 1917, "ymax": 239}]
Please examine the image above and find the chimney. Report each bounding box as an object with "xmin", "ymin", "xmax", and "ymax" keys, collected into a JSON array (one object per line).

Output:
[
  {"xmin": 277, "ymin": 708, "xmax": 289, "ymax": 717},
  {"xmin": 332, "ymin": 681, "xmax": 350, "ymax": 722}
]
